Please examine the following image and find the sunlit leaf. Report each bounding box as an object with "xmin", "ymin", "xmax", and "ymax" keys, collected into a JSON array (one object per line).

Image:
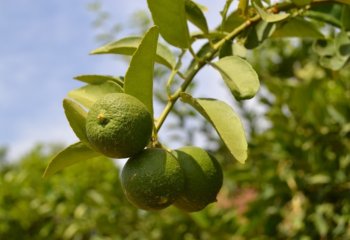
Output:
[
  {"xmin": 180, "ymin": 93, "xmax": 248, "ymax": 163},
  {"xmin": 253, "ymin": 2, "xmax": 290, "ymax": 23},
  {"xmin": 90, "ymin": 37, "xmax": 175, "ymax": 69},
  {"xmin": 185, "ymin": 0, "xmax": 208, "ymax": 33},
  {"xmin": 124, "ymin": 26, "xmax": 158, "ymax": 115},
  {"xmin": 238, "ymin": 0, "xmax": 249, "ymax": 16},
  {"xmin": 212, "ymin": 56, "xmax": 260, "ymax": 100},
  {"xmin": 147, "ymin": 0, "xmax": 190, "ymax": 48},
  {"xmin": 68, "ymin": 81, "xmax": 123, "ymax": 109},
  {"xmin": 74, "ymin": 75, "xmax": 123, "ymax": 87},
  {"xmin": 43, "ymin": 142, "xmax": 102, "ymax": 178},
  {"xmin": 272, "ymin": 17, "xmax": 324, "ymax": 39},
  {"xmin": 63, "ymin": 99, "xmax": 90, "ymax": 147}
]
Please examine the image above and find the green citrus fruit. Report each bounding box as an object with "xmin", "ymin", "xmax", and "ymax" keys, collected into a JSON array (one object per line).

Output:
[
  {"xmin": 121, "ymin": 148, "xmax": 184, "ymax": 210},
  {"xmin": 86, "ymin": 93, "xmax": 153, "ymax": 158},
  {"xmin": 173, "ymin": 146, "xmax": 223, "ymax": 212}
]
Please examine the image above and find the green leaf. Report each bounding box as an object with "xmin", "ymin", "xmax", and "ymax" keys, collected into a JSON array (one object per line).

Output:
[
  {"xmin": 272, "ymin": 17, "xmax": 324, "ymax": 39},
  {"xmin": 292, "ymin": 0, "xmax": 312, "ymax": 7},
  {"xmin": 223, "ymin": 11, "xmax": 245, "ymax": 32},
  {"xmin": 185, "ymin": 0, "xmax": 209, "ymax": 33},
  {"xmin": 74, "ymin": 75, "xmax": 123, "ymax": 87},
  {"xmin": 43, "ymin": 142, "xmax": 102, "ymax": 178},
  {"xmin": 90, "ymin": 37, "xmax": 175, "ymax": 69},
  {"xmin": 219, "ymin": 40, "xmax": 233, "ymax": 59},
  {"xmin": 244, "ymin": 21, "xmax": 276, "ymax": 49},
  {"xmin": 124, "ymin": 26, "xmax": 158, "ymax": 115},
  {"xmin": 68, "ymin": 81, "xmax": 123, "ymax": 109},
  {"xmin": 63, "ymin": 99, "xmax": 90, "ymax": 147},
  {"xmin": 180, "ymin": 93, "xmax": 248, "ymax": 163},
  {"xmin": 147, "ymin": 0, "xmax": 190, "ymax": 48},
  {"xmin": 253, "ymin": 2, "xmax": 290, "ymax": 23},
  {"xmin": 341, "ymin": 5, "xmax": 350, "ymax": 31},
  {"xmin": 313, "ymin": 39, "xmax": 336, "ymax": 57},
  {"xmin": 238, "ymin": 0, "xmax": 249, "ymax": 16},
  {"xmin": 212, "ymin": 56, "xmax": 260, "ymax": 100}
]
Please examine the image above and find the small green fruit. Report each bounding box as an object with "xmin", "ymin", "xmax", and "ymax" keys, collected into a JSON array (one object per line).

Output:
[
  {"xmin": 121, "ymin": 148, "xmax": 184, "ymax": 210},
  {"xmin": 173, "ymin": 146, "xmax": 223, "ymax": 212},
  {"xmin": 86, "ymin": 93, "xmax": 153, "ymax": 158}
]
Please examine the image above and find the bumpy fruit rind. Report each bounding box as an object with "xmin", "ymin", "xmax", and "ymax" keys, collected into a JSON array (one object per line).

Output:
[
  {"xmin": 86, "ymin": 93, "xmax": 153, "ymax": 158},
  {"xmin": 121, "ymin": 148, "xmax": 185, "ymax": 210},
  {"xmin": 173, "ymin": 146, "xmax": 223, "ymax": 212}
]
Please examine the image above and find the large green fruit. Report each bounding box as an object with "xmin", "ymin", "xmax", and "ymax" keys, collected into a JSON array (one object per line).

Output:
[
  {"xmin": 121, "ymin": 148, "xmax": 184, "ymax": 210},
  {"xmin": 86, "ymin": 93, "xmax": 153, "ymax": 158},
  {"xmin": 173, "ymin": 146, "xmax": 223, "ymax": 212}
]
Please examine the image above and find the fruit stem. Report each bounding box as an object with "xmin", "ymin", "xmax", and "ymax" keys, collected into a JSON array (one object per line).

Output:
[{"xmin": 154, "ymin": 0, "xmax": 348, "ymax": 133}]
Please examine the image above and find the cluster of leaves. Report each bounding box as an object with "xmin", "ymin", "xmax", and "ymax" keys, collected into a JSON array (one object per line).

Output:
[
  {"xmin": 47, "ymin": 0, "xmax": 350, "ymax": 176},
  {"xmin": 218, "ymin": 39, "xmax": 350, "ymax": 239}
]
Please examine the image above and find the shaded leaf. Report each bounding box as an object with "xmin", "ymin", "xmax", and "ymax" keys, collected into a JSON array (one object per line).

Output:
[
  {"xmin": 219, "ymin": 40, "xmax": 233, "ymax": 59},
  {"xmin": 185, "ymin": 0, "xmax": 209, "ymax": 33},
  {"xmin": 68, "ymin": 81, "xmax": 123, "ymax": 109},
  {"xmin": 292, "ymin": 0, "xmax": 312, "ymax": 7},
  {"xmin": 91, "ymin": 36, "xmax": 175, "ymax": 69},
  {"xmin": 253, "ymin": 2, "xmax": 290, "ymax": 23},
  {"xmin": 43, "ymin": 142, "xmax": 102, "ymax": 178},
  {"xmin": 222, "ymin": 11, "xmax": 245, "ymax": 32},
  {"xmin": 341, "ymin": 5, "xmax": 350, "ymax": 31},
  {"xmin": 212, "ymin": 56, "xmax": 260, "ymax": 100},
  {"xmin": 63, "ymin": 99, "xmax": 90, "ymax": 147},
  {"xmin": 124, "ymin": 26, "xmax": 158, "ymax": 115},
  {"xmin": 74, "ymin": 75, "xmax": 123, "ymax": 87},
  {"xmin": 244, "ymin": 21, "xmax": 276, "ymax": 49},
  {"xmin": 180, "ymin": 93, "xmax": 248, "ymax": 163},
  {"xmin": 147, "ymin": 0, "xmax": 190, "ymax": 48},
  {"xmin": 272, "ymin": 17, "xmax": 324, "ymax": 39}
]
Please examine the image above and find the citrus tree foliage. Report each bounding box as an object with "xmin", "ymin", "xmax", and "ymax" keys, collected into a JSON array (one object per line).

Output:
[
  {"xmin": 1, "ymin": 34, "xmax": 350, "ymax": 240},
  {"xmin": 41, "ymin": 0, "xmax": 350, "ymax": 215}
]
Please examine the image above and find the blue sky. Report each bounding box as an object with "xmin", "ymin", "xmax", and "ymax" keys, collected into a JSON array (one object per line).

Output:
[{"xmin": 0, "ymin": 0, "xmax": 245, "ymax": 159}]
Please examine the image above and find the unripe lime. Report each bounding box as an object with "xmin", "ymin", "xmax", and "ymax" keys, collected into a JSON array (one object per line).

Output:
[
  {"xmin": 121, "ymin": 148, "xmax": 184, "ymax": 210},
  {"xmin": 86, "ymin": 93, "xmax": 153, "ymax": 158},
  {"xmin": 173, "ymin": 146, "xmax": 223, "ymax": 212}
]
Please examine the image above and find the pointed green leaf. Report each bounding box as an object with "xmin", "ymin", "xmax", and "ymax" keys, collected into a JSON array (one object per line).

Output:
[
  {"xmin": 90, "ymin": 37, "xmax": 175, "ymax": 69},
  {"xmin": 147, "ymin": 0, "xmax": 190, "ymax": 48},
  {"xmin": 68, "ymin": 81, "xmax": 123, "ymax": 109},
  {"xmin": 253, "ymin": 2, "xmax": 290, "ymax": 23},
  {"xmin": 185, "ymin": 0, "xmax": 209, "ymax": 33},
  {"xmin": 272, "ymin": 17, "xmax": 324, "ymax": 39},
  {"xmin": 212, "ymin": 56, "xmax": 260, "ymax": 100},
  {"xmin": 43, "ymin": 142, "xmax": 102, "ymax": 178},
  {"xmin": 180, "ymin": 93, "xmax": 248, "ymax": 163},
  {"xmin": 124, "ymin": 26, "xmax": 159, "ymax": 115},
  {"xmin": 74, "ymin": 74, "xmax": 123, "ymax": 87},
  {"xmin": 63, "ymin": 99, "xmax": 90, "ymax": 146}
]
